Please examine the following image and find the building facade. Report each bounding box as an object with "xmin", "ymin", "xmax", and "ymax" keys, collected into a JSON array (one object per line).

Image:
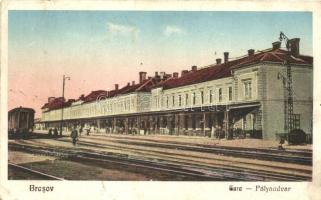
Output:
[{"xmin": 39, "ymin": 39, "xmax": 313, "ymax": 140}]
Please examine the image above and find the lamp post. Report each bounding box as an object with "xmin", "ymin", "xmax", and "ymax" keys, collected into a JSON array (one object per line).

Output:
[{"xmin": 59, "ymin": 75, "xmax": 70, "ymax": 136}]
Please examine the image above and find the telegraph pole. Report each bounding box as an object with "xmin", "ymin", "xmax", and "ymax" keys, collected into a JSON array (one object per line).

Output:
[
  {"xmin": 279, "ymin": 32, "xmax": 294, "ymax": 134},
  {"xmin": 59, "ymin": 75, "xmax": 70, "ymax": 136}
]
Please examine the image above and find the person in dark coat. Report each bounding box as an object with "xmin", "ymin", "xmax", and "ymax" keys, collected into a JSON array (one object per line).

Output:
[
  {"xmin": 48, "ymin": 128, "xmax": 53, "ymax": 136},
  {"xmin": 53, "ymin": 127, "xmax": 58, "ymax": 137},
  {"xmin": 79, "ymin": 126, "xmax": 83, "ymax": 136},
  {"xmin": 278, "ymin": 137, "xmax": 285, "ymax": 150},
  {"xmin": 71, "ymin": 127, "xmax": 78, "ymax": 146}
]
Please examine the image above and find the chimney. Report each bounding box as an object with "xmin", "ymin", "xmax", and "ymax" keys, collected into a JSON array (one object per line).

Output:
[
  {"xmin": 248, "ymin": 49, "xmax": 255, "ymax": 56},
  {"xmin": 132, "ymin": 81, "xmax": 135, "ymax": 85},
  {"xmin": 79, "ymin": 94, "xmax": 85, "ymax": 100},
  {"xmin": 127, "ymin": 82, "xmax": 130, "ymax": 86},
  {"xmin": 48, "ymin": 97, "xmax": 55, "ymax": 103},
  {"xmin": 155, "ymin": 71, "xmax": 159, "ymax": 77},
  {"xmin": 216, "ymin": 58, "xmax": 222, "ymax": 64},
  {"xmin": 173, "ymin": 72, "xmax": 179, "ymax": 78},
  {"xmin": 115, "ymin": 84, "xmax": 119, "ymax": 91},
  {"xmin": 159, "ymin": 72, "xmax": 166, "ymax": 79},
  {"xmin": 139, "ymin": 71, "xmax": 147, "ymax": 83},
  {"xmin": 181, "ymin": 70, "xmax": 189, "ymax": 76},
  {"xmin": 224, "ymin": 52, "xmax": 229, "ymax": 63},
  {"xmin": 289, "ymin": 38, "xmax": 300, "ymax": 57},
  {"xmin": 272, "ymin": 41, "xmax": 281, "ymax": 50},
  {"xmin": 191, "ymin": 65, "xmax": 197, "ymax": 71}
]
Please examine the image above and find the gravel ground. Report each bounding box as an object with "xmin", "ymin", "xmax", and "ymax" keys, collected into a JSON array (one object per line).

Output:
[{"xmin": 8, "ymin": 150, "xmax": 212, "ymax": 181}]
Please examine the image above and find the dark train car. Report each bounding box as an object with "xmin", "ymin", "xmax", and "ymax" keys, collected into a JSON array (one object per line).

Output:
[{"xmin": 8, "ymin": 107, "xmax": 35, "ymax": 137}]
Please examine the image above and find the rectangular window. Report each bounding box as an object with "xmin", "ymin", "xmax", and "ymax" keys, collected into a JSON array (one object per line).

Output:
[
  {"xmin": 172, "ymin": 95, "xmax": 175, "ymax": 106},
  {"xmin": 201, "ymin": 91, "xmax": 204, "ymax": 104},
  {"xmin": 178, "ymin": 95, "xmax": 182, "ymax": 106},
  {"xmin": 293, "ymin": 114, "xmax": 300, "ymax": 129},
  {"xmin": 244, "ymin": 81, "xmax": 252, "ymax": 99},
  {"xmin": 193, "ymin": 92, "xmax": 196, "ymax": 105},
  {"xmin": 185, "ymin": 94, "xmax": 188, "ymax": 105},
  {"xmin": 218, "ymin": 88, "xmax": 222, "ymax": 102},
  {"xmin": 166, "ymin": 96, "xmax": 169, "ymax": 108},
  {"xmin": 209, "ymin": 90, "xmax": 213, "ymax": 103},
  {"xmin": 228, "ymin": 87, "xmax": 233, "ymax": 101}
]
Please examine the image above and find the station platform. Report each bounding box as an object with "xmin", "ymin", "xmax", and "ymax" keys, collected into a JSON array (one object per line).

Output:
[{"xmin": 32, "ymin": 130, "xmax": 312, "ymax": 151}]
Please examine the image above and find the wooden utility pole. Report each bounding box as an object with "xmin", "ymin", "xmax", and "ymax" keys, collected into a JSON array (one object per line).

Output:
[{"xmin": 60, "ymin": 75, "xmax": 70, "ymax": 136}]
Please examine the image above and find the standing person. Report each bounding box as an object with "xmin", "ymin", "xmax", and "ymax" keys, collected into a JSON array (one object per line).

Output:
[
  {"xmin": 211, "ymin": 125, "xmax": 216, "ymax": 139},
  {"xmin": 53, "ymin": 127, "xmax": 58, "ymax": 137},
  {"xmin": 278, "ymin": 137, "xmax": 285, "ymax": 150},
  {"xmin": 215, "ymin": 125, "xmax": 219, "ymax": 139},
  {"xmin": 86, "ymin": 127, "xmax": 90, "ymax": 136},
  {"xmin": 217, "ymin": 126, "xmax": 222, "ymax": 139},
  {"xmin": 79, "ymin": 126, "xmax": 83, "ymax": 136},
  {"xmin": 71, "ymin": 127, "xmax": 78, "ymax": 146},
  {"xmin": 48, "ymin": 128, "xmax": 53, "ymax": 136}
]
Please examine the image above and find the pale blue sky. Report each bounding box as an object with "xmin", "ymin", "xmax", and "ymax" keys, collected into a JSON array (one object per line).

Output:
[
  {"xmin": 8, "ymin": 11, "xmax": 312, "ymax": 116},
  {"xmin": 9, "ymin": 11, "xmax": 312, "ymax": 57}
]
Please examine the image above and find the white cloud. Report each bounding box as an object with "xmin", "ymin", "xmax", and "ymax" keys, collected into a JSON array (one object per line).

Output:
[
  {"xmin": 107, "ymin": 22, "xmax": 139, "ymax": 38},
  {"xmin": 164, "ymin": 25, "xmax": 185, "ymax": 36}
]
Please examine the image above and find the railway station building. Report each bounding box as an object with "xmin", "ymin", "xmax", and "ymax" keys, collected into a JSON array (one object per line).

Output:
[{"xmin": 39, "ymin": 38, "xmax": 313, "ymax": 140}]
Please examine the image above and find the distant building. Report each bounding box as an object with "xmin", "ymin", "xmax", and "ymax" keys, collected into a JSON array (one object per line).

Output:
[{"xmin": 39, "ymin": 38, "xmax": 313, "ymax": 140}]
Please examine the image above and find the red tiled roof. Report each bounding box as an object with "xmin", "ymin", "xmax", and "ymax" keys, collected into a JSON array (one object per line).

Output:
[
  {"xmin": 41, "ymin": 97, "xmax": 75, "ymax": 111},
  {"xmin": 232, "ymin": 49, "xmax": 312, "ymax": 68},
  {"xmin": 158, "ymin": 48, "xmax": 312, "ymax": 90},
  {"xmin": 107, "ymin": 78, "xmax": 158, "ymax": 97},
  {"xmin": 42, "ymin": 77, "xmax": 162, "ymax": 111},
  {"xmin": 41, "ymin": 46, "xmax": 312, "ymax": 110},
  {"xmin": 41, "ymin": 103, "xmax": 48, "ymax": 109},
  {"xmin": 82, "ymin": 90, "xmax": 107, "ymax": 103},
  {"xmin": 82, "ymin": 79, "xmax": 152, "ymax": 104}
]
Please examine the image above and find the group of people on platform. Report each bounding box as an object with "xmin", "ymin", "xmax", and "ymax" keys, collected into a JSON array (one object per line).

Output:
[
  {"xmin": 211, "ymin": 126, "xmax": 249, "ymax": 139},
  {"xmin": 47, "ymin": 127, "xmax": 59, "ymax": 136},
  {"xmin": 47, "ymin": 123, "xmax": 254, "ymax": 146},
  {"xmin": 48, "ymin": 125, "xmax": 93, "ymax": 146}
]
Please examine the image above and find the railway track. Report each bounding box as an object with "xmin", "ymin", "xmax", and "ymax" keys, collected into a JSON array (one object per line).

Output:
[
  {"xmin": 9, "ymin": 162, "xmax": 64, "ymax": 180},
  {"xmin": 102, "ymin": 134, "xmax": 312, "ymax": 155},
  {"xmin": 9, "ymin": 142, "xmax": 311, "ymax": 181},
  {"xmin": 91, "ymin": 135, "xmax": 312, "ymax": 159},
  {"xmin": 116, "ymin": 140, "xmax": 311, "ymax": 165},
  {"xmin": 29, "ymin": 132, "xmax": 312, "ymax": 154},
  {"xmin": 48, "ymin": 134, "xmax": 311, "ymax": 166},
  {"xmin": 49, "ymin": 138, "xmax": 311, "ymax": 174},
  {"xmin": 28, "ymin": 132, "xmax": 312, "ymax": 161},
  {"xmin": 9, "ymin": 143, "xmax": 233, "ymax": 181}
]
